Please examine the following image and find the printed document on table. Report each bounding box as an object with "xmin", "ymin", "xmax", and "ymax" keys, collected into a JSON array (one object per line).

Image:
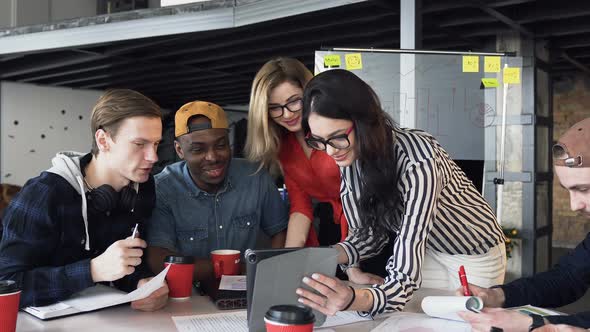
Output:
[
  {"xmin": 218, "ymin": 275, "xmax": 247, "ymax": 291},
  {"xmin": 173, "ymin": 311, "xmax": 248, "ymax": 332},
  {"xmin": 321, "ymin": 311, "xmax": 372, "ymax": 328},
  {"xmin": 172, "ymin": 310, "xmax": 371, "ymax": 332},
  {"xmin": 371, "ymin": 312, "xmax": 471, "ymax": 332}
]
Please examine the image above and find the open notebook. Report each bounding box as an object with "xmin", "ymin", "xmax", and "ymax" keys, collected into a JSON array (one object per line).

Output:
[{"xmin": 23, "ymin": 265, "xmax": 169, "ymax": 320}]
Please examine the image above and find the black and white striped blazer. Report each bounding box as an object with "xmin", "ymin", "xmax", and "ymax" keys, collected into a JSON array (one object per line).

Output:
[{"xmin": 337, "ymin": 127, "xmax": 505, "ymax": 316}]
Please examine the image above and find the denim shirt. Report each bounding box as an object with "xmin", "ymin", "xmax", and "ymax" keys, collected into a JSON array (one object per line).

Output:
[{"xmin": 146, "ymin": 159, "xmax": 288, "ymax": 259}]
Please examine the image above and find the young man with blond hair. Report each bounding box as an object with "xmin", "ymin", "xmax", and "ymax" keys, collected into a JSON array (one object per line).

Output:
[{"xmin": 0, "ymin": 89, "xmax": 168, "ymax": 310}]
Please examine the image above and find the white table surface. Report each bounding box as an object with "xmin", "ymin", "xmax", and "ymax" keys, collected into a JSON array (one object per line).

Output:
[{"xmin": 16, "ymin": 288, "xmax": 453, "ymax": 332}]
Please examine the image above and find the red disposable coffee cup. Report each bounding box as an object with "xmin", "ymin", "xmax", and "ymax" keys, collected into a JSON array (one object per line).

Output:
[
  {"xmin": 264, "ymin": 304, "xmax": 315, "ymax": 332},
  {"xmin": 210, "ymin": 249, "xmax": 240, "ymax": 279},
  {"xmin": 0, "ymin": 280, "xmax": 20, "ymax": 332},
  {"xmin": 164, "ymin": 255, "xmax": 195, "ymax": 300}
]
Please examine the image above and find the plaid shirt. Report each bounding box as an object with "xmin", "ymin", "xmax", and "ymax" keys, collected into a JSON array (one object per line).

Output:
[{"xmin": 0, "ymin": 157, "xmax": 155, "ymax": 308}]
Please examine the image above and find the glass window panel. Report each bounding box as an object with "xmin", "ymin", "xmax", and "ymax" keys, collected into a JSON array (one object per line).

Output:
[
  {"xmin": 536, "ymin": 69, "xmax": 550, "ymax": 117},
  {"xmin": 536, "ymin": 235, "xmax": 549, "ymax": 273},
  {"xmin": 501, "ymin": 181, "xmax": 523, "ymax": 229},
  {"xmin": 498, "ymin": 125, "xmax": 524, "ymax": 173},
  {"xmin": 536, "ymin": 182, "xmax": 549, "ymax": 229},
  {"xmin": 536, "ymin": 127, "xmax": 549, "ymax": 173}
]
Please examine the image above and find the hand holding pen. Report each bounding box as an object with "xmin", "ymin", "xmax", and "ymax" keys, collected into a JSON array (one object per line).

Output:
[
  {"xmin": 459, "ymin": 265, "xmax": 471, "ymax": 296},
  {"xmin": 455, "ymin": 268, "xmax": 507, "ymax": 308},
  {"xmin": 89, "ymin": 222, "xmax": 146, "ymax": 283}
]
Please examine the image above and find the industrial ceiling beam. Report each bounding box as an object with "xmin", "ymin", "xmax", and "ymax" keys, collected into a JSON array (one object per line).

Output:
[
  {"xmin": 0, "ymin": 37, "xmax": 183, "ymax": 79},
  {"xmin": 534, "ymin": 20, "xmax": 590, "ymax": 38},
  {"xmin": 561, "ymin": 51, "xmax": 590, "ymax": 75},
  {"xmin": 471, "ymin": 0, "xmax": 535, "ymax": 38},
  {"xmin": 139, "ymin": 9, "xmax": 397, "ymax": 62}
]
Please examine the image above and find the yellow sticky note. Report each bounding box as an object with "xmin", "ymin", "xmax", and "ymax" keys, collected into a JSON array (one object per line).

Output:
[
  {"xmin": 503, "ymin": 67, "xmax": 521, "ymax": 84},
  {"xmin": 484, "ymin": 56, "xmax": 501, "ymax": 73},
  {"xmin": 324, "ymin": 54, "xmax": 341, "ymax": 68},
  {"xmin": 481, "ymin": 78, "xmax": 499, "ymax": 88},
  {"xmin": 345, "ymin": 53, "xmax": 363, "ymax": 70},
  {"xmin": 462, "ymin": 56, "xmax": 479, "ymax": 72}
]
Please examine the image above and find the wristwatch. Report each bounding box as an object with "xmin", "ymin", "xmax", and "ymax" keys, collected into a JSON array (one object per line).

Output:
[{"xmin": 528, "ymin": 313, "xmax": 545, "ymax": 331}]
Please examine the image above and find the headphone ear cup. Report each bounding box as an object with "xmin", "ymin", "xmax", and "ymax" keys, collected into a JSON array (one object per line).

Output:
[
  {"xmin": 87, "ymin": 185, "xmax": 119, "ymax": 213},
  {"xmin": 119, "ymin": 185, "xmax": 138, "ymax": 212}
]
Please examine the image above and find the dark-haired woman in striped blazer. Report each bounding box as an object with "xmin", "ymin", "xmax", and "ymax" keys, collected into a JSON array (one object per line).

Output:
[{"xmin": 295, "ymin": 69, "xmax": 506, "ymax": 317}]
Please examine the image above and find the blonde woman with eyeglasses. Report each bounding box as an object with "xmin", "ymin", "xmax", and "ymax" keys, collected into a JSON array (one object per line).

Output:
[{"xmin": 245, "ymin": 57, "xmax": 349, "ymax": 249}]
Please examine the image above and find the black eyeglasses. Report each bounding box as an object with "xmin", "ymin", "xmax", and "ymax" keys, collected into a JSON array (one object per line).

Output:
[
  {"xmin": 305, "ymin": 125, "xmax": 355, "ymax": 151},
  {"xmin": 268, "ymin": 98, "xmax": 303, "ymax": 119}
]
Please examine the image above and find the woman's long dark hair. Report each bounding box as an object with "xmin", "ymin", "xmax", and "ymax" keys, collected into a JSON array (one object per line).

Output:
[{"xmin": 302, "ymin": 69, "xmax": 399, "ymax": 231}]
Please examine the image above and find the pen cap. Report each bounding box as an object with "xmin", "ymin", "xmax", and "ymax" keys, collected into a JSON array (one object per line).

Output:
[{"xmin": 165, "ymin": 255, "xmax": 195, "ymax": 264}]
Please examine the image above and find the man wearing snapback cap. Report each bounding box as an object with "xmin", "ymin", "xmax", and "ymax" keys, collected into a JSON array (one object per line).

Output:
[
  {"xmin": 145, "ymin": 101, "xmax": 288, "ymax": 282},
  {"xmin": 458, "ymin": 118, "xmax": 590, "ymax": 331}
]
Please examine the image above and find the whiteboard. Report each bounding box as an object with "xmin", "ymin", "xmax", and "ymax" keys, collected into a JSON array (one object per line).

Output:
[{"xmin": 315, "ymin": 51, "xmax": 519, "ymax": 160}]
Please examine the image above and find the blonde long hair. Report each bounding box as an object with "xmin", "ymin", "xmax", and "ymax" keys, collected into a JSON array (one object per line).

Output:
[{"xmin": 245, "ymin": 58, "xmax": 313, "ymax": 175}]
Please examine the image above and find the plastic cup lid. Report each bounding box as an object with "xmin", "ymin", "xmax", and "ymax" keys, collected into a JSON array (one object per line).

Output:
[
  {"xmin": 165, "ymin": 255, "xmax": 195, "ymax": 264},
  {"xmin": 264, "ymin": 304, "xmax": 315, "ymax": 325},
  {"xmin": 0, "ymin": 280, "xmax": 19, "ymax": 294}
]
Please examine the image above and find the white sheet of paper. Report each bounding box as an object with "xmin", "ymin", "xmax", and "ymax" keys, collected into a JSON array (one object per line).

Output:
[
  {"xmin": 61, "ymin": 284, "xmax": 126, "ymax": 310},
  {"xmin": 172, "ymin": 311, "xmax": 248, "ymax": 332},
  {"xmin": 172, "ymin": 309, "xmax": 370, "ymax": 332},
  {"xmin": 124, "ymin": 264, "xmax": 171, "ymax": 300},
  {"xmin": 371, "ymin": 312, "xmax": 471, "ymax": 332},
  {"xmin": 421, "ymin": 296, "xmax": 483, "ymax": 321},
  {"xmin": 26, "ymin": 302, "xmax": 72, "ymax": 313},
  {"xmin": 66, "ymin": 264, "xmax": 170, "ymax": 311},
  {"xmin": 321, "ymin": 311, "xmax": 372, "ymax": 328},
  {"xmin": 218, "ymin": 275, "xmax": 247, "ymax": 291},
  {"xmin": 511, "ymin": 305, "xmax": 563, "ymax": 316}
]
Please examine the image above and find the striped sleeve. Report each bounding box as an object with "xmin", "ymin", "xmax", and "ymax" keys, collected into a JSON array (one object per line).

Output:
[
  {"xmin": 337, "ymin": 161, "xmax": 389, "ymax": 267},
  {"xmin": 337, "ymin": 227, "xmax": 389, "ymax": 266},
  {"xmin": 368, "ymin": 157, "xmax": 439, "ymax": 316}
]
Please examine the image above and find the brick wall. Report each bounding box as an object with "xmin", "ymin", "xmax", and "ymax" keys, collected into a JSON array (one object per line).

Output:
[{"xmin": 552, "ymin": 73, "xmax": 590, "ymax": 247}]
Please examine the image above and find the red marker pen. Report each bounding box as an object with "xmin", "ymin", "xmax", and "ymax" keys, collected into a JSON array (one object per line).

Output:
[{"xmin": 459, "ymin": 265, "xmax": 471, "ymax": 296}]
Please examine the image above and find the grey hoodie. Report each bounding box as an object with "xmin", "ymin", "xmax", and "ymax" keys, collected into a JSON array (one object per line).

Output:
[
  {"xmin": 46, "ymin": 151, "xmax": 141, "ymax": 251},
  {"xmin": 46, "ymin": 151, "xmax": 91, "ymax": 250}
]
